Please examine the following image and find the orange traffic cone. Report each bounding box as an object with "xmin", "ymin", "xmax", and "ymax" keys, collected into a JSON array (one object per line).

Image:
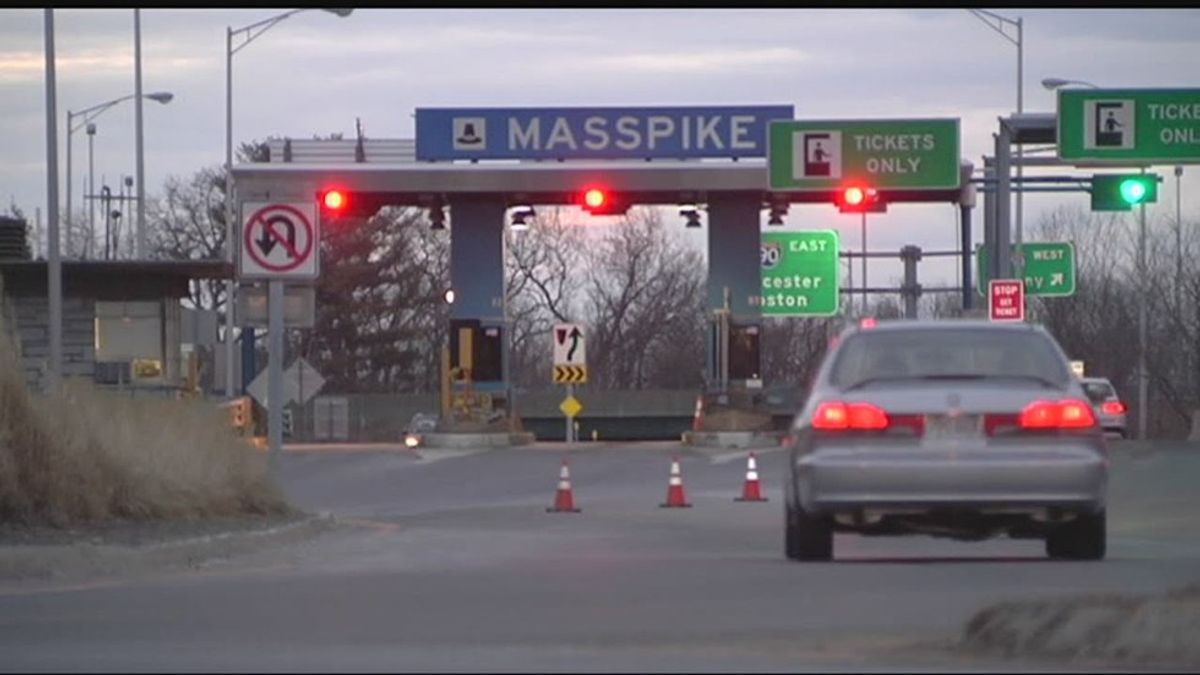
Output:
[
  {"xmin": 660, "ymin": 456, "xmax": 693, "ymax": 508},
  {"xmin": 692, "ymin": 396, "xmax": 705, "ymax": 431},
  {"xmin": 734, "ymin": 452, "xmax": 768, "ymax": 502},
  {"xmin": 547, "ymin": 459, "xmax": 581, "ymax": 513}
]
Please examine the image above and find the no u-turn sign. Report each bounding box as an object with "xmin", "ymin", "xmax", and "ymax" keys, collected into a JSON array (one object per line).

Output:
[{"xmin": 239, "ymin": 202, "xmax": 320, "ymax": 280}]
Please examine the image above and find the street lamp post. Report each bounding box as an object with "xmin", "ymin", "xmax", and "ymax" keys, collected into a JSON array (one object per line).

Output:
[
  {"xmin": 44, "ymin": 8, "xmax": 62, "ymax": 391},
  {"xmin": 134, "ymin": 8, "xmax": 145, "ymax": 259},
  {"xmin": 66, "ymin": 91, "xmax": 172, "ymax": 258},
  {"xmin": 86, "ymin": 123, "xmax": 95, "ymax": 258},
  {"xmin": 1139, "ymin": 168, "xmax": 1149, "ymax": 440},
  {"xmin": 1176, "ymin": 166, "xmax": 1184, "ymax": 323},
  {"xmin": 224, "ymin": 8, "xmax": 354, "ymax": 399},
  {"xmin": 968, "ymin": 10, "xmax": 1024, "ymax": 273},
  {"xmin": 1043, "ymin": 77, "xmax": 1156, "ymax": 437}
]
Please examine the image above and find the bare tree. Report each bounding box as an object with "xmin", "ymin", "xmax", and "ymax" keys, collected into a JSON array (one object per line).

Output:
[
  {"xmin": 582, "ymin": 208, "xmax": 706, "ymax": 390},
  {"xmin": 146, "ymin": 166, "xmax": 229, "ymax": 311},
  {"xmin": 504, "ymin": 207, "xmax": 586, "ymax": 389}
]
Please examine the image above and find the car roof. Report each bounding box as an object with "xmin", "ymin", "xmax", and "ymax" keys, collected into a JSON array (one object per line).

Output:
[{"xmin": 845, "ymin": 318, "xmax": 1047, "ymax": 336}]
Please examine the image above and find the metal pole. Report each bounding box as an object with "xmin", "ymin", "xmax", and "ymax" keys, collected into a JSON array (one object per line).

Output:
[
  {"xmin": 565, "ymin": 383, "xmax": 574, "ymax": 443},
  {"xmin": 87, "ymin": 126, "xmax": 95, "ymax": 259},
  {"xmin": 720, "ymin": 287, "xmax": 731, "ymax": 391},
  {"xmin": 65, "ymin": 111, "xmax": 72, "ymax": 258},
  {"xmin": 268, "ymin": 279, "xmax": 284, "ymax": 473},
  {"xmin": 225, "ymin": 26, "xmax": 237, "ymax": 398},
  {"xmin": 861, "ymin": 211, "xmax": 867, "ymax": 316},
  {"xmin": 1138, "ymin": 171, "xmax": 1148, "ymax": 440},
  {"xmin": 983, "ymin": 155, "xmax": 995, "ymax": 285},
  {"xmin": 134, "ymin": 8, "xmax": 146, "ymax": 259},
  {"xmin": 995, "ymin": 122, "xmax": 1013, "ymax": 280},
  {"xmin": 961, "ymin": 202, "xmax": 973, "ymax": 311},
  {"xmin": 901, "ymin": 245, "xmax": 921, "ymax": 319},
  {"xmin": 1014, "ymin": 18, "xmax": 1024, "ymax": 280},
  {"xmin": 44, "ymin": 8, "xmax": 63, "ymax": 392},
  {"xmin": 1176, "ymin": 166, "xmax": 1184, "ymax": 316}
]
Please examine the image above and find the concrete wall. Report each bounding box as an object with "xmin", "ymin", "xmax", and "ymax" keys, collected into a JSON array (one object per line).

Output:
[
  {"xmin": 8, "ymin": 295, "xmax": 96, "ymax": 391},
  {"xmin": 292, "ymin": 387, "xmax": 805, "ymax": 442}
]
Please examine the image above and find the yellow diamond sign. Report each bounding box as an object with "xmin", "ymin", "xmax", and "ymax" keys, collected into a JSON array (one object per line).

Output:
[{"xmin": 560, "ymin": 395, "xmax": 583, "ymax": 418}]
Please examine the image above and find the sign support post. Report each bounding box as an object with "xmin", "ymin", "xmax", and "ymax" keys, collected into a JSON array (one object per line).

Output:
[
  {"xmin": 268, "ymin": 279, "xmax": 284, "ymax": 471},
  {"xmin": 565, "ymin": 383, "xmax": 575, "ymax": 443},
  {"xmin": 238, "ymin": 200, "xmax": 320, "ymax": 474}
]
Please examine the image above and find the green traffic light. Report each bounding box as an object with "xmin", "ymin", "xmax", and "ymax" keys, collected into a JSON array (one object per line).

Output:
[
  {"xmin": 1119, "ymin": 178, "xmax": 1148, "ymax": 205},
  {"xmin": 1091, "ymin": 173, "xmax": 1159, "ymax": 212}
]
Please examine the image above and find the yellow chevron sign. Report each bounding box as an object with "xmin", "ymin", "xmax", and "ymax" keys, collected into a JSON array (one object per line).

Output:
[{"xmin": 553, "ymin": 365, "xmax": 587, "ymax": 384}]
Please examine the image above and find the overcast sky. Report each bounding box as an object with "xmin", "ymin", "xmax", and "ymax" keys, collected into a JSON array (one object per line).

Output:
[{"xmin": 3, "ymin": 8, "xmax": 1199, "ymax": 289}]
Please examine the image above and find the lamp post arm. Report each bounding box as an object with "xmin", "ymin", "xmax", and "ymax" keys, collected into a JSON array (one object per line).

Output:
[
  {"xmin": 967, "ymin": 9, "xmax": 1020, "ymax": 47},
  {"xmin": 69, "ymin": 96, "xmax": 133, "ymax": 133},
  {"xmin": 230, "ymin": 9, "xmax": 309, "ymax": 56}
]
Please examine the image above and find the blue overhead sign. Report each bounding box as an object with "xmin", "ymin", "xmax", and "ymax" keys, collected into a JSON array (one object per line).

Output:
[{"xmin": 415, "ymin": 105, "xmax": 795, "ymax": 161}]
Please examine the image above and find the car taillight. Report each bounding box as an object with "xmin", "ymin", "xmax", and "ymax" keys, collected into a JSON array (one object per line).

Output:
[
  {"xmin": 1019, "ymin": 399, "xmax": 1097, "ymax": 430},
  {"xmin": 1102, "ymin": 400, "xmax": 1126, "ymax": 415},
  {"xmin": 812, "ymin": 401, "xmax": 888, "ymax": 430}
]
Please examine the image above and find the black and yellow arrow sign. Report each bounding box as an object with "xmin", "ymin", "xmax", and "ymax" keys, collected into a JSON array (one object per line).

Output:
[{"xmin": 553, "ymin": 365, "xmax": 588, "ymax": 384}]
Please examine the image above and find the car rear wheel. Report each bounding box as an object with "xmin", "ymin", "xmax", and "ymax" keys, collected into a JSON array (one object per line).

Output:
[
  {"xmin": 785, "ymin": 500, "xmax": 833, "ymax": 561},
  {"xmin": 1045, "ymin": 509, "xmax": 1106, "ymax": 560}
]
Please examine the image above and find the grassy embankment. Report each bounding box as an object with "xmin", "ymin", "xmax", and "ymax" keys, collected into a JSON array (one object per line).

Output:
[{"xmin": 0, "ymin": 308, "xmax": 289, "ymax": 527}]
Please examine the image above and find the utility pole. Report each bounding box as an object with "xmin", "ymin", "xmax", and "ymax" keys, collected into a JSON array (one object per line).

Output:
[
  {"xmin": 44, "ymin": 8, "xmax": 63, "ymax": 392},
  {"xmin": 1138, "ymin": 167, "xmax": 1149, "ymax": 440}
]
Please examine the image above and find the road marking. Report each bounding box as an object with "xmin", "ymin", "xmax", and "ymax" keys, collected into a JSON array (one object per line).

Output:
[
  {"xmin": 414, "ymin": 448, "xmax": 491, "ymax": 465},
  {"xmin": 708, "ymin": 447, "xmax": 784, "ymax": 465}
]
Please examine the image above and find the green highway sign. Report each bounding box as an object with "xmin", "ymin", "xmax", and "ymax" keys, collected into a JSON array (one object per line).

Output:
[
  {"xmin": 1058, "ymin": 88, "xmax": 1200, "ymax": 164},
  {"xmin": 760, "ymin": 231, "xmax": 840, "ymax": 317},
  {"xmin": 767, "ymin": 118, "xmax": 961, "ymax": 191},
  {"xmin": 977, "ymin": 242, "xmax": 1076, "ymax": 297}
]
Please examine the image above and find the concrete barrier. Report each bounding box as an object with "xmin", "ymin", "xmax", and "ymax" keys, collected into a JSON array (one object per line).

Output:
[
  {"xmin": 681, "ymin": 430, "xmax": 785, "ymax": 449},
  {"xmin": 420, "ymin": 432, "xmax": 535, "ymax": 449}
]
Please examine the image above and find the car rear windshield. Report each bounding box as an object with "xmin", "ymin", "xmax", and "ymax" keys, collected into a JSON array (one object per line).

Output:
[
  {"xmin": 1082, "ymin": 381, "xmax": 1116, "ymax": 403},
  {"xmin": 829, "ymin": 327, "xmax": 1071, "ymax": 389}
]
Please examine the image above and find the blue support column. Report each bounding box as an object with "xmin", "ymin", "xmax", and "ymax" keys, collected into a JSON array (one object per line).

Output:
[
  {"xmin": 448, "ymin": 196, "xmax": 507, "ymax": 394},
  {"xmin": 705, "ymin": 194, "xmax": 763, "ymax": 386},
  {"xmin": 240, "ymin": 327, "xmax": 256, "ymax": 395}
]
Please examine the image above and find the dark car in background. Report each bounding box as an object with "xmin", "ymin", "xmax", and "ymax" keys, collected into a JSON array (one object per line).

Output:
[{"xmin": 1080, "ymin": 377, "xmax": 1128, "ymax": 440}]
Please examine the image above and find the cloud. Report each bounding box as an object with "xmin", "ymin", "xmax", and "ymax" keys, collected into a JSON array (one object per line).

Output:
[
  {"xmin": 592, "ymin": 47, "xmax": 808, "ymax": 74},
  {"xmin": 0, "ymin": 47, "xmax": 212, "ymax": 84}
]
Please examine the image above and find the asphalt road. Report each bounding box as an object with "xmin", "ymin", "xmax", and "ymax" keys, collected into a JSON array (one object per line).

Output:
[{"xmin": 2, "ymin": 441, "xmax": 1198, "ymax": 672}]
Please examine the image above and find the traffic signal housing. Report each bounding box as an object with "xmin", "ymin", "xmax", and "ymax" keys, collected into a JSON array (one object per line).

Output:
[
  {"xmin": 1091, "ymin": 174, "xmax": 1159, "ymax": 211},
  {"xmin": 834, "ymin": 184, "xmax": 886, "ymax": 214},
  {"xmin": 317, "ymin": 188, "xmax": 387, "ymax": 220},
  {"xmin": 578, "ymin": 187, "xmax": 631, "ymax": 216}
]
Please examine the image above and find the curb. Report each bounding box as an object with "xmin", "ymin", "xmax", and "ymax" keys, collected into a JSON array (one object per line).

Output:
[
  {"xmin": 420, "ymin": 432, "xmax": 535, "ymax": 449},
  {"xmin": 962, "ymin": 585, "xmax": 1200, "ymax": 668},
  {"xmin": 0, "ymin": 512, "xmax": 337, "ymax": 583},
  {"xmin": 681, "ymin": 430, "xmax": 785, "ymax": 449}
]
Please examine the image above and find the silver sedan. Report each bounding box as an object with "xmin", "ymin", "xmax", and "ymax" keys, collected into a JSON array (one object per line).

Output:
[{"xmin": 784, "ymin": 319, "xmax": 1108, "ymax": 562}]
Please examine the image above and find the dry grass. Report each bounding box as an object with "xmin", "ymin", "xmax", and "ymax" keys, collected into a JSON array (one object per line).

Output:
[{"xmin": 0, "ymin": 315, "xmax": 289, "ymax": 527}]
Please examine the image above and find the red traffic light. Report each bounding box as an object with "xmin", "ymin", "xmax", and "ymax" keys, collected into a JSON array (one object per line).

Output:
[
  {"xmin": 322, "ymin": 189, "xmax": 346, "ymax": 210},
  {"xmin": 579, "ymin": 187, "xmax": 630, "ymax": 216},
  {"xmin": 584, "ymin": 188, "xmax": 607, "ymax": 210},
  {"xmin": 843, "ymin": 186, "xmax": 865, "ymax": 206},
  {"xmin": 835, "ymin": 184, "xmax": 884, "ymax": 213}
]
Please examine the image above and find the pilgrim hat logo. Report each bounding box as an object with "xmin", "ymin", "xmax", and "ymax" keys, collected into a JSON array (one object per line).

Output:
[{"xmin": 453, "ymin": 117, "xmax": 486, "ymax": 150}]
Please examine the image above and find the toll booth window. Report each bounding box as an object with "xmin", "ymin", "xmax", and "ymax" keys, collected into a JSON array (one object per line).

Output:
[
  {"xmin": 475, "ymin": 326, "xmax": 504, "ymax": 382},
  {"xmin": 729, "ymin": 325, "xmax": 761, "ymax": 381},
  {"xmin": 95, "ymin": 301, "xmax": 164, "ymax": 382}
]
